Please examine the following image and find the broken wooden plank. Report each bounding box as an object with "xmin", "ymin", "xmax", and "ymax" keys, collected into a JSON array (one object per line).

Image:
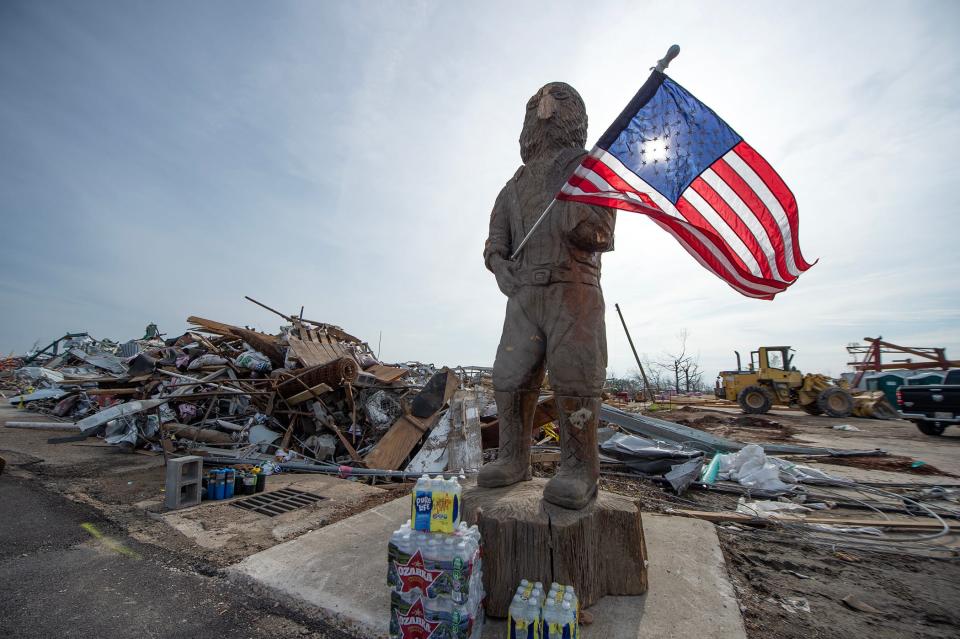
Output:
[
  {"xmin": 365, "ymin": 370, "xmax": 459, "ymax": 470},
  {"xmin": 365, "ymin": 413, "xmax": 440, "ymax": 470},
  {"xmin": 365, "ymin": 363, "xmax": 409, "ymax": 384},
  {"xmin": 673, "ymin": 509, "xmax": 954, "ymax": 531},
  {"xmin": 186, "ymin": 315, "xmax": 243, "ymax": 336},
  {"xmin": 530, "ymin": 450, "xmax": 561, "ymax": 464},
  {"xmin": 285, "ymin": 382, "xmax": 334, "ymax": 406},
  {"xmin": 287, "ymin": 336, "xmax": 354, "ymax": 369}
]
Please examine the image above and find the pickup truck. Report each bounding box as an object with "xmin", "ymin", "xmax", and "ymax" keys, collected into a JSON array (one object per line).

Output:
[{"xmin": 897, "ymin": 369, "xmax": 960, "ymax": 436}]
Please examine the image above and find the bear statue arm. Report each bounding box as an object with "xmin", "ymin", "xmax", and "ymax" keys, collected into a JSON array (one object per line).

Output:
[
  {"xmin": 483, "ymin": 186, "xmax": 513, "ymax": 271},
  {"xmin": 567, "ymin": 203, "xmax": 616, "ymax": 253}
]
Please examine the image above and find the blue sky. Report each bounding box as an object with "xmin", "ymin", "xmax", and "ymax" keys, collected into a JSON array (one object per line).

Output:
[{"xmin": 2, "ymin": 0, "xmax": 958, "ymax": 380}]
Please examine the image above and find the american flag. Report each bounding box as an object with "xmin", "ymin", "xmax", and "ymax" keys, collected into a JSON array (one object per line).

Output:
[{"xmin": 559, "ymin": 70, "xmax": 814, "ymax": 299}]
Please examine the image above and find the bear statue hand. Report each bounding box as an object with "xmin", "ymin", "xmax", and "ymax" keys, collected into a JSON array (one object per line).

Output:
[{"xmin": 490, "ymin": 255, "xmax": 521, "ymax": 298}]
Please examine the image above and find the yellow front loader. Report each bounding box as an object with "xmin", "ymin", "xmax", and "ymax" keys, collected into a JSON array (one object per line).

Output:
[{"xmin": 715, "ymin": 346, "xmax": 855, "ymax": 417}]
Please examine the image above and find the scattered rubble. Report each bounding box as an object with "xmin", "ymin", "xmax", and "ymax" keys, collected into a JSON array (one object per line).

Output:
[{"xmin": 0, "ymin": 297, "xmax": 492, "ymax": 476}]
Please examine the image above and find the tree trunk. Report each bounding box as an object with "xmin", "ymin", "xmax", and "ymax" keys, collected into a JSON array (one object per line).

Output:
[{"xmin": 461, "ymin": 479, "xmax": 648, "ymax": 617}]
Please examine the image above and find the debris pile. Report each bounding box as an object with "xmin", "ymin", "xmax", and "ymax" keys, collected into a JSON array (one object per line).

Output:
[{"xmin": 1, "ymin": 298, "xmax": 491, "ymax": 474}]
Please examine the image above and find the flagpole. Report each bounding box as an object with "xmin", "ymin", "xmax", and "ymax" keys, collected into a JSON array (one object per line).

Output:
[
  {"xmin": 510, "ymin": 198, "xmax": 557, "ymax": 261},
  {"xmin": 510, "ymin": 44, "xmax": 680, "ymax": 262}
]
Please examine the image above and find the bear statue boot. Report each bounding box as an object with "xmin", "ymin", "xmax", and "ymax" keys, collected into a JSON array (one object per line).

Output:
[
  {"xmin": 476, "ymin": 390, "xmax": 538, "ymax": 488},
  {"xmin": 543, "ymin": 396, "xmax": 600, "ymax": 509}
]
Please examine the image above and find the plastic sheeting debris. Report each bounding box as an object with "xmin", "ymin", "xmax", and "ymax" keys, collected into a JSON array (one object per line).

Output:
[{"xmin": 703, "ymin": 444, "xmax": 842, "ymax": 494}]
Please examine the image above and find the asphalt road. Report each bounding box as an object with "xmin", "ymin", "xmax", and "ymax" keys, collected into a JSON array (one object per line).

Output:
[{"xmin": 0, "ymin": 475, "xmax": 357, "ymax": 639}]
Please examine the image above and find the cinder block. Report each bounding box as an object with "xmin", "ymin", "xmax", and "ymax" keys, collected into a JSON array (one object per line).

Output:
[{"xmin": 164, "ymin": 455, "xmax": 203, "ymax": 510}]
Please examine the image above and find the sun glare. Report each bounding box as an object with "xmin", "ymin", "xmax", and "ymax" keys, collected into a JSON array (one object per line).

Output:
[{"xmin": 642, "ymin": 139, "xmax": 668, "ymax": 162}]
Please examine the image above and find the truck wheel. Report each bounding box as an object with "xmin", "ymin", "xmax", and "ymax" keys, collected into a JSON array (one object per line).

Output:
[
  {"xmin": 915, "ymin": 421, "xmax": 946, "ymax": 436},
  {"xmin": 800, "ymin": 403, "xmax": 823, "ymax": 415},
  {"xmin": 817, "ymin": 387, "xmax": 853, "ymax": 418},
  {"xmin": 738, "ymin": 386, "xmax": 772, "ymax": 414}
]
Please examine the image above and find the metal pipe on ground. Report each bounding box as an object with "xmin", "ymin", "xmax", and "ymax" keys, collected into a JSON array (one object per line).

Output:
[
  {"xmin": 5, "ymin": 421, "xmax": 78, "ymax": 430},
  {"xmin": 200, "ymin": 455, "xmax": 476, "ymax": 479}
]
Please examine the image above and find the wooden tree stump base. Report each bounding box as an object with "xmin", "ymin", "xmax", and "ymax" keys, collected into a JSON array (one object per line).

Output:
[{"xmin": 462, "ymin": 478, "xmax": 648, "ymax": 618}]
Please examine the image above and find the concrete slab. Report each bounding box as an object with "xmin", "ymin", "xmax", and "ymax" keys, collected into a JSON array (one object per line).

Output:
[
  {"xmin": 161, "ymin": 473, "xmax": 385, "ymax": 564},
  {"xmin": 481, "ymin": 513, "xmax": 745, "ymax": 639},
  {"xmin": 232, "ymin": 498, "xmax": 746, "ymax": 639},
  {"xmin": 232, "ymin": 496, "xmax": 409, "ymax": 637}
]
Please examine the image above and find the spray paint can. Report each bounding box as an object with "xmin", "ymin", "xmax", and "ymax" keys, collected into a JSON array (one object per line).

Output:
[
  {"xmin": 213, "ymin": 469, "xmax": 226, "ymax": 500},
  {"xmin": 242, "ymin": 472, "xmax": 256, "ymax": 495},
  {"xmin": 206, "ymin": 471, "xmax": 216, "ymax": 500},
  {"xmin": 223, "ymin": 468, "xmax": 235, "ymax": 498},
  {"xmin": 233, "ymin": 470, "xmax": 244, "ymax": 496}
]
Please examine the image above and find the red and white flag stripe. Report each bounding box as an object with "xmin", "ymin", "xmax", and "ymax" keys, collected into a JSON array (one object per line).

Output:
[{"xmin": 559, "ymin": 141, "xmax": 814, "ymax": 300}]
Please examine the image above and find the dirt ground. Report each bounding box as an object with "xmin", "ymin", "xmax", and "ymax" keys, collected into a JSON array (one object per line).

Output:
[
  {"xmin": 4, "ymin": 402, "xmax": 960, "ymax": 639},
  {"xmin": 601, "ymin": 405, "xmax": 960, "ymax": 639},
  {"xmin": 657, "ymin": 407, "xmax": 800, "ymax": 443},
  {"xmin": 721, "ymin": 528, "xmax": 959, "ymax": 639},
  {"xmin": 0, "ymin": 404, "xmax": 410, "ymax": 571},
  {"xmin": 599, "ymin": 472, "xmax": 960, "ymax": 639}
]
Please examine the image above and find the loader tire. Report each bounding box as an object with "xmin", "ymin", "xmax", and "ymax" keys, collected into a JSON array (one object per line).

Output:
[
  {"xmin": 817, "ymin": 387, "xmax": 854, "ymax": 418},
  {"xmin": 738, "ymin": 386, "xmax": 772, "ymax": 414},
  {"xmin": 800, "ymin": 403, "xmax": 823, "ymax": 415}
]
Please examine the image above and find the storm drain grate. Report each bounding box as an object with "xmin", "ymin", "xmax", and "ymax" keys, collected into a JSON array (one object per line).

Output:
[{"xmin": 232, "ymin": 488, "xmax": 325, "ymax": 517}]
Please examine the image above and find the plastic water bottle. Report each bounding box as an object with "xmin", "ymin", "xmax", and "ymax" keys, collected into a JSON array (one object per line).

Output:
[
  {"xmin": 533, "ymin": 582, "xmax": 545, "ymax": 605},
  {"xmin": 424, "ymin": 536, "xmax": 439, "ymax": 567},
  {"xmin": 450, "ymin": 475, "xmax": 462, "ymax": 526},
  {"xmin": 526, "ymin": 598, "xmax": 542, "ymax": 635},
  {"xmin": 423, "ymin": 594, "xmax": 449, "ymax": 628},
  {"xmin": 543, "ymin": 598, "xmax": 559, "ymax": 629},
  {"xmin": 508, "ymin": 594, "xmax": 527, "ymax": 639},
  {"xmin": 451, "ymin": 539, "xmax": 472, "ymax": 603},
  {"xmin": 389, "ymin": 527, "xmax": 404, "ymax": 553}
]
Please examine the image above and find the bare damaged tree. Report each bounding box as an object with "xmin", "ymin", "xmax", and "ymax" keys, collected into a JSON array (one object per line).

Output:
[
  {"xmin": 679, "ymin": 356, "xmax": 705, "ymax": 393},
  {"xmin": 633, "ymin": 357, "xmax": 668, "ymax": 395},
  {"xmin": 654, "ymin": 329, "xmax": 704, "ymax": 394}
]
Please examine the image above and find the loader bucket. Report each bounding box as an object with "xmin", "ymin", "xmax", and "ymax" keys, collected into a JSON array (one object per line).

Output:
[{"xmin": 852, "ymin": 391, "xmax": 899, "ymax": 420}]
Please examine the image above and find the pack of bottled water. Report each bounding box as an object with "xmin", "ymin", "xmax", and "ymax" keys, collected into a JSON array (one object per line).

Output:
[
  {"xmin": 508, "ymin": 580, "xmax": 580, "ymax": 639},
  {"xmin": 410, "ymin": 473, "xmax": 463, "ymax": 533},
  {"xmin": 388, "ymin": 476, "xmax": 483, "ymax": 639}
]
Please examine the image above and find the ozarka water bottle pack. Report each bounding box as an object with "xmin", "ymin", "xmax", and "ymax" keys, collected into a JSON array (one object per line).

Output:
[{"xmin": 388, "ymin": 475, "xmax": 484, "ymax": 639}]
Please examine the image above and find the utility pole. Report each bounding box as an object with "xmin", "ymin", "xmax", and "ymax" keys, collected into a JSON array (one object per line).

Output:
[{"xmin": 614, "ymin": 303, "xmax": 654, "ymax": 402}]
